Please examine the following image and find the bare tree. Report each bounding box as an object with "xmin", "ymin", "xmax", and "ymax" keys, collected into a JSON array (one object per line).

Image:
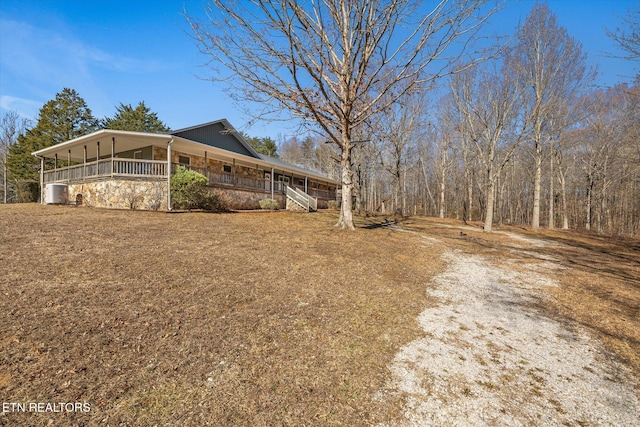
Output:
[
  {"xmin": 606, "ymin": 9, "xmax": 640, "ymax": 60},
  {"xmin": 451, "ymin": 58, "xmax": 527, "ymax": 232},
  {"xmin": 375, "ymin": 89, "xmax": 427, "ymax": 215},
  {"xmin": 1, "ymin": 111, "xmax": 30, "ymax": 204},
  {"xmin": 512, "ymin": 3, "xmax": 592, "ymax": 231},
  {"xmin": 188, "ymin": 0, "xmax": 498, "ymax": 229}
]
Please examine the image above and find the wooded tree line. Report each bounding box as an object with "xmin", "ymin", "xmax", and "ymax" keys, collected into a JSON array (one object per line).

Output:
[
  {"xmin": 189, "ymin": 0, "xmax": 638, "ymax": 232},
  {"xmin": 273, "ymin": 3, "xmax": 639, "ymax": 236}
]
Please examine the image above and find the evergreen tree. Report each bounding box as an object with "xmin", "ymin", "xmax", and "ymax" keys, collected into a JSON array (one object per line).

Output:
[
  {"xmin": 260, "ymin": 137, "xmax": 278, "ymax": 157},
  {"xmin": 242, "ymin": 133, "xmax": 279, "ymax": 157},
  {"xmin": 7, "ymin": 88, "xmax": 99, "ymax": 201},
  {"xmin": 102, "ymin": 102, "xmax": 170, "ymax": 133}
]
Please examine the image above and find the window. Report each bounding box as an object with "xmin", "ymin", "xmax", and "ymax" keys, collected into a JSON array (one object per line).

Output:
[
  {"xmin": 178, "ymin": 155, "xmax": 190, "ymax": 166},
  {"xmin": 133, "ymin": 150, "xmax": 142, "ymax": 159},
  {"xmin": 223, "ymin": 165, "xmax": 232, "ymax": 173}
]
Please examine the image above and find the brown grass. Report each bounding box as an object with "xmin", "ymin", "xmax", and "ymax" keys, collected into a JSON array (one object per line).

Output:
[
  {"xmin": 1, "ymin": 206, "xmax": 638, "ymax": 425},
  {"xmin": 0, "ymin": 205, "xmax": 443, "ymax": 426}
]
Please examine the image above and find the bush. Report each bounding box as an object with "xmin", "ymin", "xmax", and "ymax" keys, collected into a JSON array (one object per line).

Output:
[
  {"xmin": 259, "ymin": 198, "xmax": 279, "ymax": 210},
  {"xmin": 203, "ymin": 190, "xmax": 230, "ymax": 212},
  {"xmin": 171, "ymin": 167, "xmax": 229, "ymax": 211},
  {"xmin": 327, "ymin": 200, "xmax": 339, "ymax": 210}
]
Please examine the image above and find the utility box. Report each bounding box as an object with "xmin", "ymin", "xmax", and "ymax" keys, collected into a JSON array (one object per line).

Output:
[{"xmin": 44, "ymin": 183, "xmax": 68, "ymax": 204}]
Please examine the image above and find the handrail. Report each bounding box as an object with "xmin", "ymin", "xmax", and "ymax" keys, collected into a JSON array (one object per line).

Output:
[
  {"xmin": 286, "ymin": 186, "xmax": 309, "ymax": 211},
  {"xmin": 295, "ymin": 186, "xmax": 318, "ymax": 211},
  {"xmin": 286, "ymin": 185, "xmax": 318, "ymax": 211}
]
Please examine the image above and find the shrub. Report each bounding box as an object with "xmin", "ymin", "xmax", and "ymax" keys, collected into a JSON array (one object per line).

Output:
[
  {"xmin": 259, "ymin": 198, "xmax": 279, "ymax": 210},
  {"xmin": 203, "ymin": 190, "xmax": 230, "ymax": 212},
  {"xmin": 327, "ymin": 200, "xmax": 339, "ymax": 210},
  {"xmin": 170, "ymin": 167, "xmax": 229, "ymax": 211}
]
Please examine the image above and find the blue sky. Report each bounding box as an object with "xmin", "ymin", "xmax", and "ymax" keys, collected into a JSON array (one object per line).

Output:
[{"xmin": 0, "ymin": 0, "xmax": 637, "ymax": 139}]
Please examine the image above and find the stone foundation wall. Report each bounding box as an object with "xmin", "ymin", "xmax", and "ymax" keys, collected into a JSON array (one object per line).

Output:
[
  {"xmin": 68, "ymin": 179, "xmax": 168, "ymax": 211},
  {"xmin": 220, "ymin": 188, "xmax": 285, "ymax": 210},
  {"xmin": 65, "ymin": 178, "xmax": 329, "ymax": 212}
]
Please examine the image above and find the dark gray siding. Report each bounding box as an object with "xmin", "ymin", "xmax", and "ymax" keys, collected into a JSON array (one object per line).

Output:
[
  {"xmin": 116, "ymin": 146, "xmax": 153, "ymax": 160},
  {"xmin": 171, "ymin": 122, "xmax": 255, "ymax": 157}
]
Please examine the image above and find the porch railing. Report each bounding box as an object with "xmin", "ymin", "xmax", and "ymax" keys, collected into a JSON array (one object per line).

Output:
[
  {"xmin": 43, "ymin": 159, "xmax": 335, "ymax": 200},
  {"xmin": 286, "ymin": 185, "xmax": 317, "ymax": 211},
  {"xmin": 43, "ymin": 159, "xmax": 168, "ymax": 184}
]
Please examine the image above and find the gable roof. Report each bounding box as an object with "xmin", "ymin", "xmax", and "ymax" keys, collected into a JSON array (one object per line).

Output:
[
  {"xmin": 31, "ymin": 119, "xmax": 337, "ymax": 184},
  {"xmin": 170, "ymin": 119, "xmax": 259, "ymax": 158}
]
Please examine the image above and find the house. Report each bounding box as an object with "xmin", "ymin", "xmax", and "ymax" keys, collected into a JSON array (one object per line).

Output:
[{"xmin": 32, "ymin": 119, "xmax": 338, "ymax": 211}]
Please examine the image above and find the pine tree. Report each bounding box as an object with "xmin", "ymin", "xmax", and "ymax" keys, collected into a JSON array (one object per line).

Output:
[
  {"xmin": 102, "ymin": 102, "xmax": 170, "ymax": 133},
  {"xmin": 7, "ymin": 88, "xmax": 99, "ymax": 201},
  {"xmin": 243, "ymin": 133, "xmax": 279, "ymax": 157}
]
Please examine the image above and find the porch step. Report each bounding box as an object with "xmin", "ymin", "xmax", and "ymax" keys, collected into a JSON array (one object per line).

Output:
[{"xmin": 286, "ymin": 186, "xmax": 317, "ymax": 212}]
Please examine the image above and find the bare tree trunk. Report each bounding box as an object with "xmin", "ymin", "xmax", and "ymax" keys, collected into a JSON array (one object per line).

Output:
[
  {"xmin": 2, "ymin": 150, "xmax": 6, "ymax": 204},
  {"xmin": 439, "ymin": 169, "xmax": 446, "ymax": 219},
  {"xmin": 336, "ymin": 145, "xmax": 355, "ymax": 230},
  {"xmin": 467, "ymin": 172, "xmax": 473, "ymax": 221},
  {"xmin": 532, "ymin": 143, "xmax": 542, "ymax": 231},
  {"xmin": 559, "ymin": 169, "xmax": 569, "ymax": 229},
  {"xmin": 548, "ymin": 148, "xmax": 555, "ymax": 229},
  {"xmin": 586, "ymin": 174, "xmax": 593, "ymax": 231},
  {"xmin": 485, "ymin": 176, "xmax": 495, "ymax": 232}
]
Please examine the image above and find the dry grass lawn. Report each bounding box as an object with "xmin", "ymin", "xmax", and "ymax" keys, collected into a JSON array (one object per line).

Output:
[
  {"xmin": 0, "ymin": 205, "xmax": 443, "ymax": 426},
  {"xmin": 1, "ymin": 205, "xmax": 638, "ymax": 426}
]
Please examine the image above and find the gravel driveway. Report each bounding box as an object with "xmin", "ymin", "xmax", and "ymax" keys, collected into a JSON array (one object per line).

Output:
[{"xmin": 382, "ymin": 231, "xmax": 640, "ymax": 426}]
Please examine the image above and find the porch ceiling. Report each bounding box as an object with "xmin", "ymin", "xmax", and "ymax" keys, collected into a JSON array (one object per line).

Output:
[{"xmin": 32, "ymin": 130, "xmax": 172, "ymax": 162}]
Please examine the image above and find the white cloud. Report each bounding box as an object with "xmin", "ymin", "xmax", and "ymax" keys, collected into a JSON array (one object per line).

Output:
[
  {"xmin": 0, "ymin": 95, "xmax": 41, "ymax": 121},
  {"xmin": 0, "ymin": 18, "xmax": 165, "ymax": 81}
]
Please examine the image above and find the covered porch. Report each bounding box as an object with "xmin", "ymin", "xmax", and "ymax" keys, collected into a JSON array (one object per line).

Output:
[{"xmin": 33, "ymin": 129, "xmax": 338, "ymax": 209}]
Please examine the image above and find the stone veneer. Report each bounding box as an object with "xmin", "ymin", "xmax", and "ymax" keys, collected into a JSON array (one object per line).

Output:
[
  {"xmin": 224, "ymin": 189, "xmax": 285, "ymax": 210},
  {"xmin": 67, "ymin": 178, "xmax": 288, "ymax": 211},
  {"xmin": 64, "ymin": 178, "xmax": 332, "ymax": 211},
  {"xmin": 68, "ymin": 179, "xmax": 168, "ymax": 211}
]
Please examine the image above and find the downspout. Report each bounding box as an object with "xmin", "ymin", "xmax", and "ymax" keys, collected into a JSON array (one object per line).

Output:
[{"xmin": 167, "ymin": 138, "xmax": 173, "ymax": 211}]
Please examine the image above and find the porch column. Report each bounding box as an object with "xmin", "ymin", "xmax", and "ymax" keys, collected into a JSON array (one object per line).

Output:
[
  {"xmin": 39, "ymin": 157, "xmax": 44, "ymax": 204},
  {"xmin": 271, "ymin": 167, "xmax": 274, "ymax": 199},
  {"xmin": 83, "ymin": 145, "xmax": 87, "ymax": 178},
  {"xmin": 167, "ymin": 139, "xmax": 173, "ymax": 211},
  {"xmin": 305, "ymin": 176, "xmax": 308, "ymax": 193},
  {"xmin": 67, "ymin": 150, "xmax": 71, "ymax": 181},
  {"xmin": 204, "ymin": 151, "xmax": 208, "ymax": 180},
  {"xmin": 96, "ymin": 141, "xmax": 100, "ymax": 173},
  {"xmin": 54, "ymin": 153, "xmax": 58, "ymax": 171},
  {"xmin": 111, "ymin": 137, "xmax": 115, "ymax": 177},
  {"xmin": 232, "ymin": 159, "xmax": 236, "ymax": 186}
]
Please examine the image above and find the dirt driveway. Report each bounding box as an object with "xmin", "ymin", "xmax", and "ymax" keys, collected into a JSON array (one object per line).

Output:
[{"xmin": 381, "ymin": 228, "xmax": 640, "ymax": 426}]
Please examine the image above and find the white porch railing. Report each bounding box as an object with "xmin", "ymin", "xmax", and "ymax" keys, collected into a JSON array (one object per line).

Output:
[
  {"xmin": 43, "ymin": 159, "xmax": 168, "ymax": 183},
  {"xmin": 286, "ymin": 185, "xmax": 317, "ymax": 211},
  {"xmin": 43, "ymin": 159, "xmax": 335, "ymax": 203}
]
